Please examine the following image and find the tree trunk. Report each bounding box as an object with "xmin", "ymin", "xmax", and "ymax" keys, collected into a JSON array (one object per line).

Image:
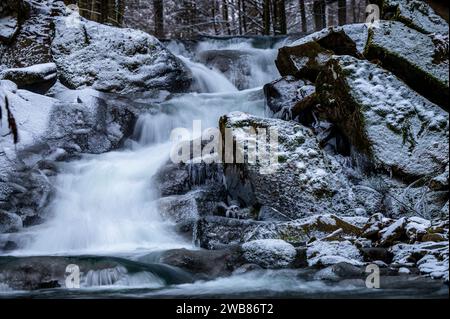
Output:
[
  {"xmin": 277, "ymin": 0, "xmax": 287, "ymax": 34},
  {"xmin": 313, "ymin": 0, "xmax": 326, "ymax": 31},
  {"xmin": 242, "ymin": 0, "xmax": 248, "ymax": 33},
  {"xmin": 299, "ymin": 0, "xmax": 307, "ymax": 33},
  {"xmin": 153, "ymin": 0, "xmax": 164, "ymax": 38},
  {"xmin": 338, "ymin": 0, "xmax": 347, "ymax": 25},
  {"xmin": 263, "ymin": 0, "xmax": 271, "ymax": 35},
  {"xmin": 222, "ymin": 0, "xmax": 231, "ymax": 35}
]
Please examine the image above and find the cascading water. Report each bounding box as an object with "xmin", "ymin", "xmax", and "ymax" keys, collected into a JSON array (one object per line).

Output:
[{"xmin": 12, "ymin": 40, "xmax": 271, "ymax": 257}]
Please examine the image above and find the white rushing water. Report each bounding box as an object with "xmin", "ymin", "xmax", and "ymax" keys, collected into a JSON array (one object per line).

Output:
[{"xmin": 12, "ymin": 39, "xmax": 276, "ymax": 256}]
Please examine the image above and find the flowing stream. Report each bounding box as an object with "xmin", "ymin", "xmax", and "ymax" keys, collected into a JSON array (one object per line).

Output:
[{"xmin": 0, "ymin": 38, "xmax": 447, "ymax": 298}]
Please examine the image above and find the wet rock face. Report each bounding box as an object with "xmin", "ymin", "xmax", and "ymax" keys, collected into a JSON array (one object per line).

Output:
[
  {"xmin": 364, "ymin": 21, "xmax": 449, "ymax": 109},
  {"xmin": 316, "ymin": 55, "xmax": 449, "ymax": 183},
  {"xmin": 159, "ymin": 247, "xmax": 244, "ymax": 279},
  {"xmin": 52, "ymin": 16, "xmax": 192, "ymax": 94}
]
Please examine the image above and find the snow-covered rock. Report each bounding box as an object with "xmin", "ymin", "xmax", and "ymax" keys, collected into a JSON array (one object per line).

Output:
[
  {"xmin": 307, "ymin": 240, "xmax": 364, "ymax": 267},
  {"xmin": 379, "ymin": 217, "xmax": 407, "ymax": 246},
  {"xmin": 288, "ymin": 23, "xmax": 369, "ymax": 55},
  {"xmin": 316, "ymin": 55, "xmax": 449, "ymax": 183},
  {"xmin": 372, "ymin": 0, "xmax": 449, "ymax": 35},
  {"xmin": 391, "ymin": 241, "xmax": 448, "ymax": 281},
  {"xmin": 0, "ymin": 16, "xmax": 19, "ymax": 43},
  {"xmin": 220, "ymin": 112, "xmax": 361, "ymax": 220},
  {"xmin": 242, "ymin": 239, "xmax": 297, "ymax": 269},
  {"xmin": 365, "ymin": 21, "xmax": 449, "ymax": 108},
  {"xmin": 264, "ymin": 76, "xmax": 316, "ymax": 121},
  {"xmin": 245, "ymin": 214, "xmax": 363, "ymax": 245},
  {"xmin": 0, "ymin": 62, "xmax": 56, "ymax": 87},
  {"xmin": 0, "ymin": 0, "xmax": 61, "ymax": 68},
  {"xmin": 51, "ymin": 16, "xmax": 192, "ymax": 94}
]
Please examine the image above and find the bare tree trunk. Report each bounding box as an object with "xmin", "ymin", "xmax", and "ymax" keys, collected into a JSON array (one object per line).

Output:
[
  {"xmin": 277, "ymin": 0, "xmax": 287, "ymax": 34},
  {"xmin": 299, "ymin": 0, "xmax": 307, "ymax": 33},
  {"xmin": 222, "ymin": 0, "xmax": 231, "ymax": 35},
  {"xmin": 338, "ymin": 0, "xmax": 347, "ymax": 25},
  {"xmin": 212, "ymin": 0, "xmax": 219, "ymax": 35},
  {"xmin": 153, "ymin": 0, "xmax": 164, "ymax": 38},
  {"xmin": 263, "ymin": 0, "xmax": 271, "ymax": 35},
  {"xmin": 238, "ymin": 0, "xmax": 243, "ymax": 35},
  {"xmin": 242, "ymin": 0, "xmax": 248, "ymax": 34},
  {"xmin": 313, "ymin": 0, "xmax": 326, "ymax": 31}
]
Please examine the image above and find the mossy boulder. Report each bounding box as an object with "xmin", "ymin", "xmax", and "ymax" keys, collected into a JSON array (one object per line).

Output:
[{"xmin": 316, "ymin": 55, "xmax": 449, "ymax": 182}]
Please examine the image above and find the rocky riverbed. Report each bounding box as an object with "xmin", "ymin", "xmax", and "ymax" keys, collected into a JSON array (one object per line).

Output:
[{"xmin": 0, "ymin": 0, "xmax": 448, "ymax": 298}]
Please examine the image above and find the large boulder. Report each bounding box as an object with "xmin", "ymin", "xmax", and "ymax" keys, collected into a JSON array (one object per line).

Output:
[
  {"xmin": 219, "ymin": 112, "xmax": 358, "ymax": 220},
  {"xmin": 364, "ymin": 21, "xmax": 449, "ymax": 109},
  {"xmin": 371, "ymin": 0, "xmax": 449, "ymax": 35},
  {"xmin": 51, "ymin": 16, "xmax": 192, "ymax": 94},
  {"xmin": 316, "ymin": 55, "xmax": 449, "ymax": 183}
]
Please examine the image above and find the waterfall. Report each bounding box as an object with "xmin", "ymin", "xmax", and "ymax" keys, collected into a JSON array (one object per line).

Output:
[{"xmin": 12, "ymin": 40, "xmax": 272, "ymax": 256}]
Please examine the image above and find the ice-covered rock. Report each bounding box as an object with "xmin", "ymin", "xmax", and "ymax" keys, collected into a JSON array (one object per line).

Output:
[
  {"xmin": 264, "ymin": 76, "xmax": 317, "ymax": 121},
  {"xmin": 316, "ymin": 55, "xmax": 449, "ymax": 183},
  {"xmin": 365, "ymin": 21, "xmax": 449, "ymax": 108},
  {"xmin": 241, "ymin": 239, "xmax": 297, "ymax": 269},
  {"xmin": 51, "ymin": 17, "xmax": 192, "ymax": 94},
  {"xmin": 220, "ymin": 112, "xmax": 362, "ymax": 219},
  {"xmin": 371, "ymin": 0, "xmax": 449, "ymax": 35}
]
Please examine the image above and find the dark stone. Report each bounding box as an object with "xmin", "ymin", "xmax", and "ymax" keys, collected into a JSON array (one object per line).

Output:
[
  {"xmin": 159, "ymin": 246, "xmax": 244, "ymax": 279},
  {"xmin": 361, "ymin": 247, "xmax": 394, "ymax": 264}
]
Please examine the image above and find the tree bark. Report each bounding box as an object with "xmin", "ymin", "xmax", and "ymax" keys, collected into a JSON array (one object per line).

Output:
[
  {"xmin": 153, "ymin": 0, "xmax": 164, "ymax": 38},
  {"xmin": 299, "ymin": 0, "xmax": 307, "ymax": 33},
  {"xmin": 338, "ymin": 0, "xmax": 347, "ymax": 26},
  {"xmin": 313, "ymin": 0, "xmax": 326, "ymax": 31},
  {"xmin": 222, "ymin": 0, "xmax": 231, "ymax": 35},
  {"xmin": 263, "ymin": 0, "xmax": 271, "ymax": 35}
]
